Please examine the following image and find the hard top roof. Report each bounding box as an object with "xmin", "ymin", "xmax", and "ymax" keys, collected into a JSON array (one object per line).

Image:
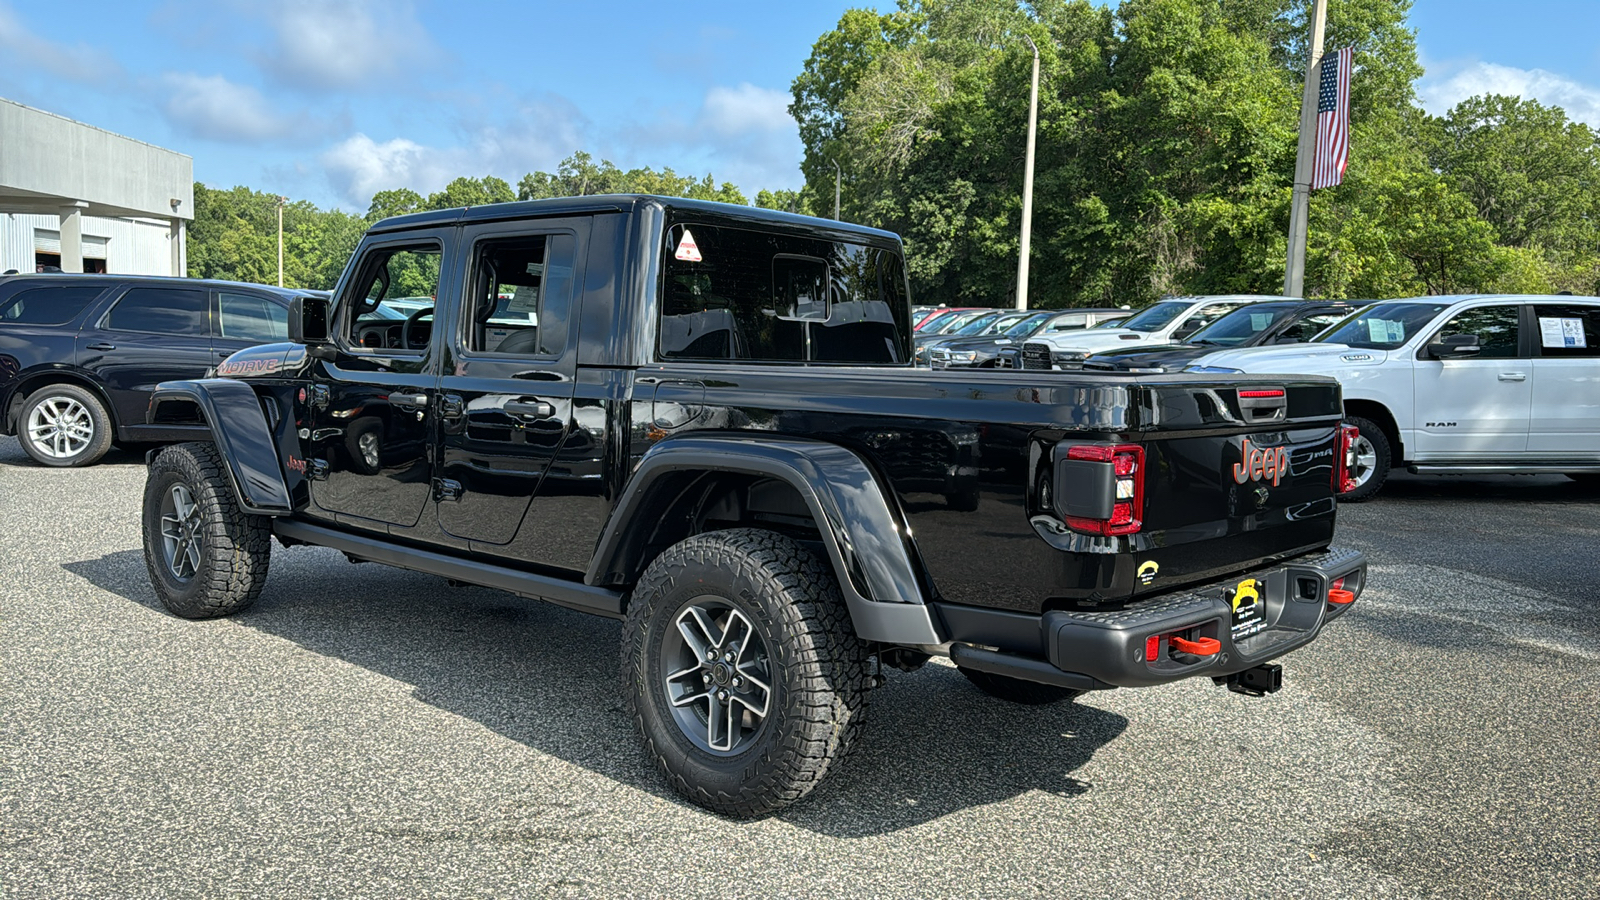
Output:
[{"xmin": 365, "ymin": 193, "xmax": 901, "ymax": 243}]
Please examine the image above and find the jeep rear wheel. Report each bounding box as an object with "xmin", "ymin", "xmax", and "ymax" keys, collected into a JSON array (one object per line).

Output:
[
  {"xmin": 958, "ymin": 666, "xmax": 1083, "ymax": 705},
  {"xmin": 19, "ymin": 384, "xmax": 112, "ymax": 467},
  {"xmin": 622, "ymin": 528, "xmax": 872, "ymax": 818},
  {"xmin": 141, "ymin": 442, "xmax": 272, "ymax": 619}
]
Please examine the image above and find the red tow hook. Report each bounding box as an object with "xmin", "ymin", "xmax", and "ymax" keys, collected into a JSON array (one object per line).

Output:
[
  {"xmin": 1327, "ymin": 588, "xmax": 1355, "ymax": 606},
  {"xmin": 1168, "ymin": 635, "xmax": 1221, "ymax": 656}
]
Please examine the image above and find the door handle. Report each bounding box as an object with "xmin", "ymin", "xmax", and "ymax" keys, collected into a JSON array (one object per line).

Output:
[
  {"xmin": 389, "ymin": 391, "xmax": 430, "ymax": 408},
  {"xmin": 504, "ymin": 399, "xmax": 555, "ymax": 419},
  {"xmin": 1498, "ymin": 372, "xmax": 1527, "ymax": 382},
  {"xmin": 217, "ymin": 350, "xmax": 234, "ymax": 359},
  {"xmin": 86, "ymin": 342, "xmax": 115, "ymax": 351}
]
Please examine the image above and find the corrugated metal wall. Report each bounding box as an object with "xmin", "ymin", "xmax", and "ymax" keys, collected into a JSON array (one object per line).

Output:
[{"xmin": 1, "ymin": 212, "xmax": 179, "ymax": 275}]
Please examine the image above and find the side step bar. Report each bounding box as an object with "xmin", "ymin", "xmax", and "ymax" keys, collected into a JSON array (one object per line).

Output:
[
  {"xmin": 948, "ymin": 644, "xmax": 1109, "ymax": 692},
  {"xmin": 273, "ymin": 519, "xmax": 625, "ymax": 619},
  {"xmin": 1410, "ymin": 463, "xmax": 1600, "ymax": 474}
]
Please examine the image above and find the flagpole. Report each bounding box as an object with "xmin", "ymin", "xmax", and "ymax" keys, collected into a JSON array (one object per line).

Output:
[{"xmin": 1284, "ymin": 0, "xmax": 1328, "ymax": 298}]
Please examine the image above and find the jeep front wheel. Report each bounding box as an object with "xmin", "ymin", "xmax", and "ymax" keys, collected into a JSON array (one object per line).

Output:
[
  {"xmin": 621, "ymin": 528, "xmax": 872, "ymax": 818},
  {"xmin": 141, "ymin": 442, "xmax": 272, "ymax": 619}
]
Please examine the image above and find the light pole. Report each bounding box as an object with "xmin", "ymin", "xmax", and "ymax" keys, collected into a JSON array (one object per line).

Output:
[
  {"xmin": 276, "ymin": 195, "xmax": 287, "ymax": 287},
  {"xmin": 831, "ymin": 159, "xmax": 841, "ymax": 221},
  {"xmin": 1284, "ymin": 0, "xmax": 1328, "ymax": 297},
  {"xmin": 1016, "ymin": 35, "xmax": 1040, "ymax": 310}
]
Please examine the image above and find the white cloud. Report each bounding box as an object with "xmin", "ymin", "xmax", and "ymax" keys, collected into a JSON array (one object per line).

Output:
[
  {"xmin": 0, "ymin": 1, "xmax": 119, "ymax": 82},
  {"xmin": 257, "ymin": 0, "xmax": 436, "ymax": 90},
  {"xmin": 315, "ymin": 82, "xmax": 805, "ymax": 210},
  {"xmin": 318, "ymin": 95, "xmax": 591, "ymax": 208},
  {"xmin": 699, "ymin": 83, "xmax": 795, "ymax": 136},
  {"xmin": 162, "ymin": 73, "xmax": 324, "ymax": 143},
  {"xmin": 1419, "ymin": 61, "xmax": 1600, "ymax": 128}
]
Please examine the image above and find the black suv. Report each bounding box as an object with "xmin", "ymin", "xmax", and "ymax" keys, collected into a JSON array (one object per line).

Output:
[{"xmin": 0, "ymin": 274, "xmax": 317, "ymax": 466}]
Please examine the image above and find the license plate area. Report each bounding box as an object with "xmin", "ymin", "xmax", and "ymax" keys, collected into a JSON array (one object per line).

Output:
[{"xmin": 1227, "ymin": 577, "xmax": 1268, "ymax": 642}]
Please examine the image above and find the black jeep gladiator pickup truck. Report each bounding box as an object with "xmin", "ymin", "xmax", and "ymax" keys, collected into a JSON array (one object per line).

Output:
[{"xmin": 139, "ymin": 195, "xmax": 1367, "ymax": 816}]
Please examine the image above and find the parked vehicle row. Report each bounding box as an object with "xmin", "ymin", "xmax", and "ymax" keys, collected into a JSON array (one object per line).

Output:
[{"xmin": 0, "ymin": 275, "xmax": 322, "ymax": 467}]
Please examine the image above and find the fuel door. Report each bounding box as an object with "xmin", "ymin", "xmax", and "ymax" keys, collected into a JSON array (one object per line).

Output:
[{"xmin": 651, "ymin": 380, "xmax": 706, "ymax": 430}]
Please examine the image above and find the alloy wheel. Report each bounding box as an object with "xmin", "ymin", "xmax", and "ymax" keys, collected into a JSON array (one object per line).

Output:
[
  {"xmin": 1348, "ymin": 434, "xmax": 1378, "ymax": 489},
  {"xmin": 660, "ymin": 598, "xmax": 773, "ymax": 756},
  {"xmin": 25, "ymin": 396, "xmax": 94, "ymax": 459},
  {"xmin": 159, "ymin": 484, "xmax": 204, "ymax": 582}
]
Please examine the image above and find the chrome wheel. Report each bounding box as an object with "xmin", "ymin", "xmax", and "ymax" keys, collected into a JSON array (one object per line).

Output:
[
  {"xmin": 159, "ymin": 484, "xmax": 204, "ymax": 582},
  {"xmin": 1348, "ymin": 434, "xmax": 1378, "ymax": 489},
  {"xmin": 661, "ymin": 598, "xmax": 773, "ymax": 755},
  {"xmin": 25, "ymin": 395, "xmax": 94, "ymax": 459}
]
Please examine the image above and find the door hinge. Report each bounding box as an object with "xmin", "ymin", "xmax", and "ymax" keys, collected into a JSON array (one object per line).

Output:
[
  {"xmin": 432, "ymin": 478, "xmax": 463, "ymax": 502},
  {"xmin": 308, "ymin": 384, "xmax": 330, "ymax": 411},
  {"xmin": 308, "ymin": 458, "xmax": 330, "ymax": 481}
]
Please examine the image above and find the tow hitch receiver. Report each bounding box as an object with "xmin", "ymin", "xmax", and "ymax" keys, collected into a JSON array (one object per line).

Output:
[{"xmin": 1216, "ymin": 663, "xmax": 1283, "ymax": 697}]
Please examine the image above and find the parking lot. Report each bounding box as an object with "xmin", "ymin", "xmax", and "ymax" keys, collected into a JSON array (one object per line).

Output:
[{"xmin": 3, "ymin": 436, "xmax": 1597, "ymax": 899}]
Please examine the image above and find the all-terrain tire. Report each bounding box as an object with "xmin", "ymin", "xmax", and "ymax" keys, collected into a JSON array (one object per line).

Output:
[
  {"xmin": 18, "ymin": 384, "xmax": 113, "ymax": 467},
  {"xmin": 141, "ymin": 442, "xmax": 272, "ymax": 619},
  {"xmin": 1340, "ymin": 415, "xmax": 1390, "ymax": 502},
  {"xmin": 958, "ymin": 666, "xmax": 1083, "ymax": 705},
  {"xmin": 621, "ymin": 528, "xmax": 873, "ymax": 818}
]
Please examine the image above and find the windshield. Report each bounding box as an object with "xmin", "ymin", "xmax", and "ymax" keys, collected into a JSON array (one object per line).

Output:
[
  {"xmin": 355, "ymin": 300, "xmax": 418, "ymax": 323},
  {"xmin": 1119, "ymin": 301, "xmax": 1189, "ymax": 332},
  {"xmin": 1190, "ymin": 305, "xmax": 1293, "ymax": 346},
  {"xmin": 934, "ymin": 311, "xmax": 987, "ymax": 334},
  {"xmin": 953, "ymin": 312, "xmax": 1004, "ymax": 336},
  {"xmin": 919, "ymin": 310, "xmax": 961, "ymax": 332},
  {"xmin": 979, "ymin": 312, "xmax": 1030, "ymax": 335},
  {"xmin": 1007, "ymin": 312, "xmax": 1056, "ymax": 336},
  {"xmin": 1316, "ymin": 302, "xmax": 1449, "ymax": 350}
]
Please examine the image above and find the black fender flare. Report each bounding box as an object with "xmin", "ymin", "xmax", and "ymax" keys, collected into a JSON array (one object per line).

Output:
[
  {"xmin": 147, "ymin": 379, "xmax": 292, "ymax": 515},
  {"xmin": 587, "ymin": 435, "xmax": 943, "ymax": 646}
]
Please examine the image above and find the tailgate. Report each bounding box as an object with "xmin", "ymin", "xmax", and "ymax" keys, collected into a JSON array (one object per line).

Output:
[{"xmin": 1128, "ymin": 379, "xmax": 1343, "ymax": 596}]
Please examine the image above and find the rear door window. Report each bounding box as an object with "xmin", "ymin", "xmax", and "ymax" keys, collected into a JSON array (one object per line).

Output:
[
  {"xmin": 219, "ymin": 292, "xmax": 288, "ymax": 343},
  {"xmin": 1532, "ymin": 304, "xmax": 1600, "ymax": 358},
  {"xmin": 104, "ymin": 287, "xmax": 210, "ymax": 336},
  {"xmin": 0, "ymin": 285, "xmax": 106, "ymax": 325}
]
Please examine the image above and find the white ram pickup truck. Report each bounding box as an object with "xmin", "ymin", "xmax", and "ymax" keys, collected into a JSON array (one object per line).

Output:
[
  {"xmin": 1018, "ymin": 295, "xmax": 1277, "ymax": 370},
  {"xmin": 1189, "ymin": 294, "xmax": 1600, "ymax": 499}
]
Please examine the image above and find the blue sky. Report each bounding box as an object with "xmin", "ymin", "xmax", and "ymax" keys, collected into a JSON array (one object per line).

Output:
[{"xmin": 2, "ymin": 1, "xmax": 1598, "ymax": 214}]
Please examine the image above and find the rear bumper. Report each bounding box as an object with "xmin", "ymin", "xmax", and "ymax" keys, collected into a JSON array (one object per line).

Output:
[{"xmin": 937, "ymin": 546, "xmax": 1366, "ymax": 690}]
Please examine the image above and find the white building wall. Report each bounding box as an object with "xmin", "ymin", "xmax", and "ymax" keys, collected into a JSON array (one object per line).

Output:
[{"xmin": 0, "ymin": 211, "xmax": 180, "ymax": 276}]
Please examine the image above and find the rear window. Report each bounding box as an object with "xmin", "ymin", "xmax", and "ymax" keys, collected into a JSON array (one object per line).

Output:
[
  {"xmin": 0, "ymin": 285, "xmax": 105, "ymax": 325},
  {"xmin": 659, "ymin": 221, "xmax": 912, "ymax": 364},
  {"xmin": 105, "ymin": 287, "xmax": 210, "ymax": 336}
]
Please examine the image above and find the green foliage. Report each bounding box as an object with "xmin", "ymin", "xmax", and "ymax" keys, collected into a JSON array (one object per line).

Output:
[
  {"xmin": 792, "ymin": 0, "xmax": 1592, "ymax": 305},
  {"xmin": 190, "ymin": 153, "xmax": 772, "ymax": 291}
]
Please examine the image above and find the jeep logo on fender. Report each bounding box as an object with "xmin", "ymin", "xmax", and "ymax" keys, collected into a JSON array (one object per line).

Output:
[{"xmin": 1233, "ymin": 439, "xmax": 1290, "ymax": 487}]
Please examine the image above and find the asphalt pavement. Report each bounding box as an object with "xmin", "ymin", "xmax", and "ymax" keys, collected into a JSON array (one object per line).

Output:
[{"xmin": 2, "ymin": 438, "xmax": 1597, "ymax": 899}]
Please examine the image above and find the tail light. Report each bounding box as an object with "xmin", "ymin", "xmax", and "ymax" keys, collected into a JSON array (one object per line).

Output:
[
  {"xmin": 1054, "ymin": 444, "xmax": 1146, "ymax": 536},
  {"xmin": 1332, "ymin": 424, "xmax": 1360, "ymax": 494}
]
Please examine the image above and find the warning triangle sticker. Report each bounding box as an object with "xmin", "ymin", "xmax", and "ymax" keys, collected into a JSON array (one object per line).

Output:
[{"xmin": 675, "ymin": 229, "xmax": 703, "ymax": 262}]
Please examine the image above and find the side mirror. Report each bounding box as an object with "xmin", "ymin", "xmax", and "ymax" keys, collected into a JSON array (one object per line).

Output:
[
  {"xmin": 1428, "ymin": 333, "xmax": 1481, "ymax": 359},
  {"xmin": 287, "ymin": 295, "xmax": 330, "ymax": 345}
]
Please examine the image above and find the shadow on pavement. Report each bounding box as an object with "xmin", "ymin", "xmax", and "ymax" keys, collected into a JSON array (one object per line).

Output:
[{"xmin": 64, "ymin": 547, "xmax": 1128, "ymax": 836}]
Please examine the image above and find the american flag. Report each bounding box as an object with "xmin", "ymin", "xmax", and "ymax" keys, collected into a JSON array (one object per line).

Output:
[{"xmin": 1311, "ymin": 46, "xmax": 1353, "ymax": 190}]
